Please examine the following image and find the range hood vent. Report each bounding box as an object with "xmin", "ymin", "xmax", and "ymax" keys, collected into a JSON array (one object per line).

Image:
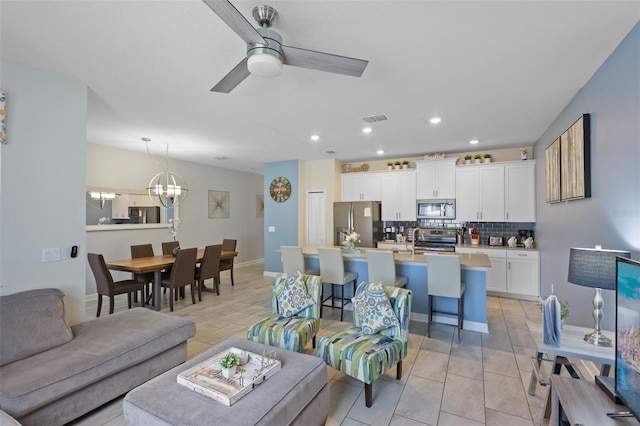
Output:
[{"xmin": 361, "ymin": 114, "xmax": 388, "ymax": 123}]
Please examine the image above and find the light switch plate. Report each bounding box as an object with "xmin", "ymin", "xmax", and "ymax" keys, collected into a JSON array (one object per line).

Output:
[
  {"xmin": 268, "ymin": 226, "xmax": 275, "ymax": 233},
  {"xmin": 42, "ymin": 247, "xmax": 61, "ymax": 263}
]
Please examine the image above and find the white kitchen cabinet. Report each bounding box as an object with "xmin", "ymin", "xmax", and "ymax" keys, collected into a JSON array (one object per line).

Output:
[
  {"xmin": 505, "ymin": 161, "xmax": 536, "ymax": 222},
  {"xmin": 455, "ymin": 165, "xmax": 504, "ymax": 222},
  {"xmin": 341, "ymin": 172, "xmax": 382, "ymax": 201},
  {"xmin": 456, "ymin": 247, "xmax": 507, "ymax": 293},
  {"xmin": 415, "ymin": 158, "xmax": 457, "ymax": 199},
  {"xmin": 111, "ymin": 194, "xmax": 130, "ymax": 218},
  {"xmin": 507, "ymin": 250, "xmax": 539, "ymax": 299},
  {"xmin": 380, "ymin": 170, "xmax": 416, "ymax": 221}
]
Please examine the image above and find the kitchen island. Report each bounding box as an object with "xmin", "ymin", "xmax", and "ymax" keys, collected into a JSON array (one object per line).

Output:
[{"xmin": 302, "ymin": 247, "xmax": 491, "ymax": 333}]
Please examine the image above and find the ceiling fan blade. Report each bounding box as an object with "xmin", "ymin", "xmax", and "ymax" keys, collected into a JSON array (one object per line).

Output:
[
  {"xmin": 202, "ymin": 0, "xmax": 266, "ymax": 46},
  {"xmin": 281, "ymin": 45, "xmax": 368, "ymax": 77},
  {"xmin": 211, "ymin": 58, "xmax": 250, "ymax": 93}
]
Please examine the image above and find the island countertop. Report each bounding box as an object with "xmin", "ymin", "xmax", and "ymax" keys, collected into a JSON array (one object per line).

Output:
[{"xmin": 301, "ymin": 246, "xmax": 491, "ymax": 270}]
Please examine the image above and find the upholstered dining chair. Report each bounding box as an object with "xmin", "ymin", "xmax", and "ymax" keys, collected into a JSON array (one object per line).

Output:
[
  {"xmin": 130, "ymin": 243, "xmax": 155, "ymax": 303},
  {"xmin": 247, "ymin": 272, "xmax": 321, "ymax": 352},
  {"xmin": 87, "ymin": 253, "xmax": 146, "ymax": 317},
  {"xmin": 317, "ymin": 247, "xmax": 357, "ymax": 321},
  {"xmin": 160, "ymin": 247, "xmax": 197, "ymax": 312},
  {"xmin": 194, "ymin": 244, "xmax": 222, "ymax": 300},
  {"xmin": 366, "ymin": 250, "xmax": 408, "ymax": 288},
  {"xmin": 317, "ymin": 283, "xmax": 412, "ymax": 407},
  {"xmin": 426, "ymin": 254, "xmax": 465, "ymax": 343},
  {"xmin": 280, "ymin": 245, "xmax": 320, "ymax": 276},
  {"xmin": 162, "ymin": 241, "xmax": 180, "ymax": 256},
  {"xmin": 219, "ymin": 239, "xmax": 237, "ymax": 286}
]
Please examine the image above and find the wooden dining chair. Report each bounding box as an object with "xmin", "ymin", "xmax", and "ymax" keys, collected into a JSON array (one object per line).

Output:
[
  {"xmin": 219, "ymin": 239, "xmax": 237, "ymax": 286},
  {"xmin": 194, "ymin": 244, "xmax": 222, "ymax": 300},
  {"xmin": 160, "ymin": 247, "xmax": 198, "ymax": 312},
  {"xmin": 161, "ymin": 241, "xmax": 180, "ymax": 296},
  {"xmin": 87, "ymin": 253, "xmax": 146, "ymax": 317}
]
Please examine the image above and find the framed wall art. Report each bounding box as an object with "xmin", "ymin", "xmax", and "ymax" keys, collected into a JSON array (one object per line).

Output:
[
  {"xmin": 208, "ymin": 190, "xmax": 229, "ymax": 219},
  {"xmin": 545, "ymin": 137, "xmax": 561, "ymax": 203},
  {"xmin": 560, "ymin": 114, "xmax": 591, "ymax": 201}
]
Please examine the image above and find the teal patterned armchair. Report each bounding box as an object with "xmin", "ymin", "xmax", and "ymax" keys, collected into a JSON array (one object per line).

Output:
[
  {"xmin": 317, "ymin": 284, "xmax": 412, "ymax": 407},
  {"xmin": 247, "ymin": 273, "xmax": 321, "ymax": 352}
]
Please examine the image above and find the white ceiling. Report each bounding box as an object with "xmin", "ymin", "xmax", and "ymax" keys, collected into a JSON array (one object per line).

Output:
[{"xmin": 2, "ymin": 1, "xmax": 639, "ymax": 174}]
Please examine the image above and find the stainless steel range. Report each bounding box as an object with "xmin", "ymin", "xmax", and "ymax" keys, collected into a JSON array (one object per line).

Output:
[{"xmin": 409, "ymin": 228, "xmax": 457, "ymax": 254}]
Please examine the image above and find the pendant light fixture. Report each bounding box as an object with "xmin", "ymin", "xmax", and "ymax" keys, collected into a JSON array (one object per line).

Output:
[{"xmin": 144, "ymin": 138, "xmax": 189, "ymax": 208}]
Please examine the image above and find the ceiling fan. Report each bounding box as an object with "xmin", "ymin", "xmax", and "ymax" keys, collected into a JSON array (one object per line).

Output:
[{"xmin": 202, "ymin": 0, "xmax": 369, "ymax": 93}]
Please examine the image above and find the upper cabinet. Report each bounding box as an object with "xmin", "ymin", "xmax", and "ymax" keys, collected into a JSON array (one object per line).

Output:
[
  {"xmin": 456, "ymin": 161, "xmax": 535, "ymax": 222},
  {"xmin": 416, "ymin": 158, "xmax": 457, "ymax": 199},
  {"xmin": 380, "ymin": 170, "xmax": 417, "ymax": 221},
  {"xmin": 341, "ymin": 172, "xmax": 381, "ymax": 201},
  {"xmin": 505, "ymin": 162, "xmax": 536, "ymax": 222}
]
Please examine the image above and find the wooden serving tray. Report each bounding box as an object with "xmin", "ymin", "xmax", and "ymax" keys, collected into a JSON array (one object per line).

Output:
[{"xmin": 177, "ymin": 347, "xmax": 281, "ymax": 406}]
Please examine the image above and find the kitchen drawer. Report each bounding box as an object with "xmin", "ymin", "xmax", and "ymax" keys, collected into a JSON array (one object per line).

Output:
[{"xmin": 507, "ymin": 250, "xmax": 539, "ymax": 261}]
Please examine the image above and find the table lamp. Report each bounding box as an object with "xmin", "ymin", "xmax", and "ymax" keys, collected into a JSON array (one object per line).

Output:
[{"xmin": 567, "ymin": 246, "xmax": 631, "ymax": 347}]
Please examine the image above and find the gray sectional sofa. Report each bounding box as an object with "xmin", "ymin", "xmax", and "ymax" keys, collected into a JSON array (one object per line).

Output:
[{"xmin": 0, "ymin": 288, "xmax": 195, "ymax": 425}]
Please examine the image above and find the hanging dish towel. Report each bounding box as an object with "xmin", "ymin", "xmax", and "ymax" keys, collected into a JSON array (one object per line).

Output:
[{"xmin": 543, "ymin": 294, "xmax": 561, "ymax": 346}]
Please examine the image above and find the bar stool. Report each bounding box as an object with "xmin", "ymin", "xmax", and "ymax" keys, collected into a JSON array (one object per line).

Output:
[
  {"xmin": 426, "ymin": 254, "xmax": 465, "ymax": 343},
  {"xmin": 366, "ymin": 250, "xmax": 408, "ymax": 288},
  {"xmin": 318, "ymin": 248, "xmax": 357, "ymax": 322},
  {"xmin": 281, "ymin": 245, "xmax": 320, "ymax": 276}
]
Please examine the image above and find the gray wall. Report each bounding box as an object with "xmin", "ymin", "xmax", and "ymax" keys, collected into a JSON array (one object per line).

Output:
[
  {"xmin": 534, "ymin": 22, "xmax": 640, "ymax": 330},
  {"xmin": 0, "ymin": 59, "xmax": 88, "ymax": 324}
]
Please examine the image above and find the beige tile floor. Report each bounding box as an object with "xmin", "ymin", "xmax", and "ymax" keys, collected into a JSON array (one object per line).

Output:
[{"xmin": 73, "ymin": 262, "xmax": 589, "ymax": 426}]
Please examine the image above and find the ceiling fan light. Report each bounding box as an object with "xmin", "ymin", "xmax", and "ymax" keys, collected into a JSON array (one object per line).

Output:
[{"xmin": 248, "ymin": 53, "xmax": 282, "ymax": 78}]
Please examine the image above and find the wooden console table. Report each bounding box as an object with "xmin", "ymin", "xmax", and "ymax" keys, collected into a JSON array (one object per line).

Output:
[{"xmin": 550, "ymin": 376, "xmax": 637, "ymax": 426}]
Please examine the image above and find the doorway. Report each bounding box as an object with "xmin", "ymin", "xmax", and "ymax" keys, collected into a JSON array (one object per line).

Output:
[{"xmin": 306, "ymin": 191, "xmax": 326, "ymax": 246}]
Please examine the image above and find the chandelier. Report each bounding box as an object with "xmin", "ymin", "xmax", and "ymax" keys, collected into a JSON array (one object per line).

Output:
[
  {"xmin": 144, "ymin": 138, "xmax": 189, "ymax": 208},
  {"xmin": 89, "ymin": 191, "xmax": 116, "ymax": 209}
]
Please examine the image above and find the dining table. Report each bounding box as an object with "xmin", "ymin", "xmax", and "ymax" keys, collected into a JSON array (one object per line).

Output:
[{"xmin": 106, "ymin": 249, "xmax": 238, "ymax": 311}]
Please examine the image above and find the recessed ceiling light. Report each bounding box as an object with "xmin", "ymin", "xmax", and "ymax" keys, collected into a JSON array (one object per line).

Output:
[
  {"xmin": 310, "ymin": 134, "xmax": 320, "ymax": 142},
  {"xmin": 376, "ymin": 150, "xmax": 384, "ymax": 155},
  {"xmin": 362, "ymin": 127, "xmax": 373, "ymax": 134},
  {"xmin": 469, "ymin": 139, "xmax": 479, "ymax": 145},
  {"xmin": 430, "ymin": 117, "xmax": 441, "ymax": 124}
]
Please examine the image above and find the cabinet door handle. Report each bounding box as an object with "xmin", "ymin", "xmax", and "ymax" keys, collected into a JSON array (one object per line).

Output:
[
  {"xmin": 506, "ymin": 212, "xmax": 509, "ymax": 220},
  {"xmin": 508, "ymin": 261, "xmax": 511, "ymax": 270}
]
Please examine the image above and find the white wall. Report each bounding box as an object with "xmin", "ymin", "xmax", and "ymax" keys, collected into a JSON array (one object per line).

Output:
[
  {"xmin": 0, "ymin": 59, "xmax": 87, "ymax": 324},
  {"xmin": 86, "ymin": 144, "xmax": 264, "ymax": 294}
]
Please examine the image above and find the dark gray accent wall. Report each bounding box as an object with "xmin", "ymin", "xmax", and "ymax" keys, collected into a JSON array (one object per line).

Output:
[{"xmin": 533, "ymin": 22, "xmax": 640, "ymax": 330}]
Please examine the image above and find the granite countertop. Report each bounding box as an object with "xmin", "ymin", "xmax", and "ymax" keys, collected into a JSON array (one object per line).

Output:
[
  {"xmin": 302, "ymin": 246, "xmax": 491, "ymax": 269},
  {"xmin": 456, "ymin": 243, "xmax": 539, "ymax": 252}
]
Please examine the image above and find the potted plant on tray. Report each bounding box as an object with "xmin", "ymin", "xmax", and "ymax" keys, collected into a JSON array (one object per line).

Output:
[
  {"xmin": 464, "ymin": 155, "xmax": 472, "ymax": 164},
  {"xmin": 219, "ymin": 352, "xmax": 240, "ymax": 379},
  {"xmin": 394, "ymin": 161, "xmax": 401, "ymax": 170},
  {"xmin": 483, "ymin": 153, "xmax": 492, "ymax": 163},
  {"xmin": 387, "ymin": 161, "xmax": 393, "ymax": 170},
  {"xmin": 402, "ymin": 160, "xmax": 410, "ymax": 169},
  {"xmin": 474, "ymin": 154, "xmax": 482, "ymax": 164}
]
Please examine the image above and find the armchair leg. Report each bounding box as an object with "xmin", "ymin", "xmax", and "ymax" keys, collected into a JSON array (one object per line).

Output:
[
  {"xmin": 312, "ymin": 335, "xmax": 316, "ymax": 348},
  {"xmin": 365, "ymin": 382, "xmax": 373, "ymax": 408},
  {"xmin": 396, "ymin": 360, "xmax": 403, "ymax": 379}
]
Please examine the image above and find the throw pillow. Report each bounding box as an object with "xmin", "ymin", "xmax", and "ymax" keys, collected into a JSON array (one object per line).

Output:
[
  {"xmin": 352, "ymin": 281, "xmax": 400, "ymax": 334},
  {"xmin": 275, "ymin": 271, "xmax": 315, "ymax": 317}
]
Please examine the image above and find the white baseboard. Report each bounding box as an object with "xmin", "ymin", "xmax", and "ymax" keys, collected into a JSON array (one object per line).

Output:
[{"xmin": 411, "ymin": 312, "xmax": 489, "ymax": 334}]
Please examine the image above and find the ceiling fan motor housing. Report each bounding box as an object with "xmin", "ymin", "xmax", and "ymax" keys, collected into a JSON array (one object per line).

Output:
[{"xmin": 247, "ymin": 27, "xmax": 283, "ymax": 77}]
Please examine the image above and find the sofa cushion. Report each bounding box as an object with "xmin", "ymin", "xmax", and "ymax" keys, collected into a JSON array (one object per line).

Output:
[
  {"xmin": 0, "ymin": 288, "xmax": 74, "ymax": 367},
  {"xmin": 0, "ymin": 308, "xmax": 195, "ymax": 418}
]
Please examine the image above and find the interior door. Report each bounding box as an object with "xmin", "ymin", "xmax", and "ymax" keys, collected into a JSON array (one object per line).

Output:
[{"xmin": 306, "ymin": 191, "xmax": 326, "ymax": 246}]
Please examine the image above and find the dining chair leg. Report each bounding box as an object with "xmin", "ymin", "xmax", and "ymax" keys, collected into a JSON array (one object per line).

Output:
[
  {"xmin": 109, "ymin": 295, "xmax": 115, "ymax": 314},
  {"xmin": 340, "ymin": 285, "xmax": 344, "ymax": 322},
  {"xmin": 190, "ymin": 284, "xmax": 196, "ymax": 305},
  {"xmin": 427, "ymin": 295, "xmax": 432, "ymax": 338},
  {"xmin": 96, "ymin": 295, "xmax": 103, "ymax": 317},
  {"xmin": 215, "ymin": 276, "xmax": 220, "ymax": 295},
  {"xmin": 230, "ymin": 268, "xmax": 234, "ymax": 286},
  {"xmin": 169, "ymin": 288, "xmax": 174, "ymax": 312},
  {"xmin": 331, "ymin": 284, "xmax": 335, "ymax": 308},
  {"xmin": 197, "ymin": 280, "xmax": 202, "ymax": 302},
  {"xmin": 127, "ymin": 293, "xmax": 132, "ymax": 309}
]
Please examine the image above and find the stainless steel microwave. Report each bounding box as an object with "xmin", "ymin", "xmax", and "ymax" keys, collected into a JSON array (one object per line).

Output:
[{"xmin": 416, "ymin": 199, "xmax": 455, "ymax": 219}]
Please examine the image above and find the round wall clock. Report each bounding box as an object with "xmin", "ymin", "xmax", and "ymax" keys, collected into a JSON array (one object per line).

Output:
[{"xmin": 269, "ymin": 176, "xmax": 291, "ymax": 203}]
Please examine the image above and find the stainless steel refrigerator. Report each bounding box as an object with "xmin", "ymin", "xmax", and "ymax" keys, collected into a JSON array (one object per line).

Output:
[{"xmin": 334, "ymin": 201, "xmax": 383, "ymax": 248}]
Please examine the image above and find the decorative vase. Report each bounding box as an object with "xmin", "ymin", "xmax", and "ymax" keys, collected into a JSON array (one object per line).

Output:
[
  {"xmin": 171, "ymin": 247, "xmax": 180, "ymax": 257},
  {"xmin": 222, "ymin": 365, "xmax": 236, "ymax": 379}
]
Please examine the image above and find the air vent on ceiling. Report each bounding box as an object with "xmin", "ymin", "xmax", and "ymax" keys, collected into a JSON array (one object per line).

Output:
[
  {"xmin": 361, "ymin": 114, "xmax": 388, "ymax": 123},
  {"xmin": 213, "ymin": 156, "xmax": 229, "ymax": 160},
  {"xmin": 325, "ymin": 150, "xmax": 336, "ymax": 155}
]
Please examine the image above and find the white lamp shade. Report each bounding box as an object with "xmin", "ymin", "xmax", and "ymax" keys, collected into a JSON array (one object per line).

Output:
[{"xmin": 247, "ymin": 53, "xmax": 283, "ymax": 78}]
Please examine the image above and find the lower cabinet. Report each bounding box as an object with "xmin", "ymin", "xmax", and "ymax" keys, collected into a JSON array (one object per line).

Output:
[{"xmin": 456, "ymin": 247, "xmax": 539, "ymax": 300}]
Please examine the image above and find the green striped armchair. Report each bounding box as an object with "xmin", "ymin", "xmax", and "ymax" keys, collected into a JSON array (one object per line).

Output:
[
  {"xmin": 246, "ymin": 273, "xmax": 321, "ymax": 352},
  {"xmin": 317, "ymin": 284, "xmax": 412, "ymax": 407}
]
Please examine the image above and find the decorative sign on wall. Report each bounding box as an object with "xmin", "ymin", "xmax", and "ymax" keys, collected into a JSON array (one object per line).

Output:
[
  {"xmin": 0, "ymin": 91, "xmax": 6, "ymax": 144},
  {"xmin": 208, "ymin": 190, "xmax": 230, "ymax": 218},
  {"xmin": 545, "ymin": 114, "xmax": 591, "ymax": 203}
]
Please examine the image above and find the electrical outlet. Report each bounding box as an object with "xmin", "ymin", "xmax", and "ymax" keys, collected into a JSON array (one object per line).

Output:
[{"xmin": 42, "ymin": 248, "xmax": 61, "ymax": 263}]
